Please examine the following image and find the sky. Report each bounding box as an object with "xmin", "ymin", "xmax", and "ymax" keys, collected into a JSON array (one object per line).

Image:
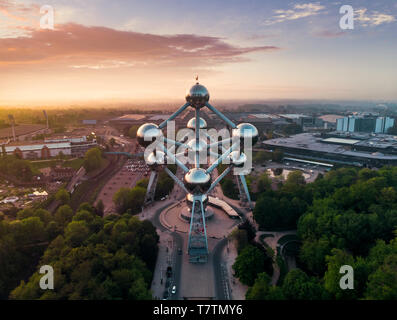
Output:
[{"xmin": 0, "ymin": 0, "xmax": 396, "ymax": 106}]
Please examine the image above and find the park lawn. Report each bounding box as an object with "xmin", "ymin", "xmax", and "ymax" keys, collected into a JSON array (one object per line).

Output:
[
  {"xmin": 30, "ymin": 160, "xmax": 59, "ymax": 175},
  {"xmin": 62, "ymin": 158, "xmax": 84, "ymax": 170},
  {"xmin": 30, "ymin": 158, "xmax": 84, "ymax": 175}
]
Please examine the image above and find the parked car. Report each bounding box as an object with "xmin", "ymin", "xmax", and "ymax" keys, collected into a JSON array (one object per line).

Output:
[
  {"xmin": 171, "ymin": 285, "xmax": 176, "ymax": 294},
  {"xmin": 166, "ymin": 266, "xmax": 172, "ymax": 278},
  {"xmin": 163, "ymin": 290, "xmax": 169, "ymax": 300},
  {"xmin": 177, "ymin": 248, "xmax": 182, "ymax": 255}
]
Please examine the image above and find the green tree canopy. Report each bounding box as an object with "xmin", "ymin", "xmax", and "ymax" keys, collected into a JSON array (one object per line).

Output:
[
  {"xmin": 233, "ymin": 245, "xmax": 266, "ymax": 286},
  {"xmin": 83, "ymin": 147, "xmax": 103, "ymax": 172}
]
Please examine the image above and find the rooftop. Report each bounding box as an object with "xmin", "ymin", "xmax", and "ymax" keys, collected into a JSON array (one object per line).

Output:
[
  {"xmin": 5, "ymin": 141, "xmax": 71, "ymax": 152},
  {"xmin": 263, "ymin": 133, "xmax": 397, "ymax": 160},
  {"xmin": 111, "ymin": 114, "xmax": 147, "ymax": 121}
]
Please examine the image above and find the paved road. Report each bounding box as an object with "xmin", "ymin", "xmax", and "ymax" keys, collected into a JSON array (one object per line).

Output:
[
  {"xmin": 212, "ymin": 237, "xmax": 229, "ymax": 300},
  {"xmin": 148, "ymin": 202, "xmax": 183, "ymax": 300}
]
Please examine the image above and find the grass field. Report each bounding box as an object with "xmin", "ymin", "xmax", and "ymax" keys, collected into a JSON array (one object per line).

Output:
[{"xmin": 30, "ymin": 158, "xmax": 84, "ymax": 174}]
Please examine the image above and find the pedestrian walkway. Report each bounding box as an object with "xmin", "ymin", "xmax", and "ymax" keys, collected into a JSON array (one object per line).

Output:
[
  {"xmin": 255, "ymin": 230, "xmax": 297, "ymax": 285},
  {"xmin": 223, "ymin": 239, "xmax": 248, "ymax": 300}
]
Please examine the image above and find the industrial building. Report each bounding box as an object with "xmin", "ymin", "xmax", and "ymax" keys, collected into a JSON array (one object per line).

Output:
[
  {"xmin": 4, "ymin": 135, "xmax": 97, "ymax": 159},
  {"xmin": 263, "ymin": 132, "xmax": 397, "ymax": 167}
]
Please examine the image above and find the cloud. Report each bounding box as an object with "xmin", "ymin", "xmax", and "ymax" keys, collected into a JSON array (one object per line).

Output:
[
  {"xmin": 355, "ymin": 8, "xmax": 395, "ymax": 27},
  {"xmin": 264, "ymin": 2, "xmax": 325, "ymax": 25},
  {"xmin": 315, "ymin": 30, "xmax": 345, "ymax": 38},
  {"xmin": 0, "ymin": 23, "xmax": 280, "ymax": 68}
]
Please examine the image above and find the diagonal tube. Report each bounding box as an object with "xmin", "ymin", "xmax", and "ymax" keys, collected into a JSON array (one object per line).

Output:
[
  {"xmin": 200, "ymin": 200, "xmax": 209, "ymax": 254},
  {"xmin": 158, "ymin": 143, "xmax": 189, "ymax": 173},
  {"xmin": 206, "ymin": 141, "xmax": 239, "ymax": 174},
  {"xmin": 239, "ymin": 174, "xmax": 252, "ymax": 206},
  {"xmin": 206, "ymin": 166, "xmax": 232, "ymax": 195},
  {"xmin": 205, "ymin": 102, "xmax": 236, "ymax": 129},
  {"xmin": 187, "ymin": 200, "xmax": 196, "ymax": 252},
  {"xmin": 159, "ymin": 102, "xmax": 190, "ymax": 129},
  {"xmin": 164, "ymin": 167, "xmax": 189, "ymax": 194}
]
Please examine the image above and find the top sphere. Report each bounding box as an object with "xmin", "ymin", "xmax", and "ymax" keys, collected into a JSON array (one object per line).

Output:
[
  {"xmin": 185, "ymin": 83, "xmax": 209, "ymax": 109},
  {"xmin": 137, "ymin": 123, "xmax": 163, "ymax": 147},
  {"xmin": 232, "ymin": 123, "xmax": 259, "ymax": 146}
]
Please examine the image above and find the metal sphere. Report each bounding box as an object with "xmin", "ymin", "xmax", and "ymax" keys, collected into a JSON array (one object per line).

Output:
[
  {"xmin": 137, "ymin": 123, "xmax": 162, "ymax": 147},
  {"xmin": 185, "ymin": 83, "xmax": 209, "ymax": 109},
  {"xmin": 229, "ymin": 151, "xmax": 247, "ymax": 168},
  {"xmin": 187, "ymin": 117, "xmax": 207, "ymax": 129},
  {"xmin": 187, "ymin": 139, "xmax": 208, "ymax": 153},
  {"xmin": 145, "ymin": 150, "xmax": 165, "ymax": 168},
  {"xmin": 232, "ymin": 123, "xmax": 259, "ymax": 146},
  {"xmin": 184, "ymin": 168, "xmax": 212, "ymax": 194}
]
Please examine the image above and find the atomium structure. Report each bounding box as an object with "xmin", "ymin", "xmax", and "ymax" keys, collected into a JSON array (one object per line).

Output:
[{"xmin": 137, "ymin": 79, "xmax": 258, "ymax": 263}]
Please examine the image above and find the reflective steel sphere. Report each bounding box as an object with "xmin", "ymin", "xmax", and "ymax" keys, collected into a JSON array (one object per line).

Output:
[
  {"xmin": 145, "ymin": 150, "xmax": 165, "ymax": 168},
  {"xmin": 232, "ymin": 123, "xmax": 259, "ymax": 146},
  {"xmin": 184, "ymin": 168, "xmax": 212, "ymax": 194},
  {"xmin": 185, "ymin": 83, "xmax": 209, "ymax": 109},
  {"xmin": 187, "ymin": 117, "xmax": 207, "ymax": 129},
  {"xmin": 229, "ymin": 151, "xmax": 247, "ymax": 167},
  {"xmin": 137, "ymin": 123, "xmax": 163, "ymax": 147}
]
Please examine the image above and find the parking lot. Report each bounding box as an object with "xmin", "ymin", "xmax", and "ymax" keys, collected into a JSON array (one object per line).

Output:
[{"xmin": 95, "ymin": 158, "xmax": 150, "ymax": 215}]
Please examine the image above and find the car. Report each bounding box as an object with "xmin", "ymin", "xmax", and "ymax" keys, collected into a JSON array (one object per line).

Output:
[
  {"xmin": 171, "ymin": 286, "xmax": 176, "ymax": 294},
  {"xmin": 162, "ymin": 290, "xmax": 169, "ymax": 300},
  {"xmin": 165, "ymin": 279, "xmax": 171, "ymax": 288},
  {"xmin": 166, "ymin": 266, "xmax": 172, "ymax": 278},
  {"xmin": 177, "ymin": 248, "xmax": 182, "ymax": 255}
]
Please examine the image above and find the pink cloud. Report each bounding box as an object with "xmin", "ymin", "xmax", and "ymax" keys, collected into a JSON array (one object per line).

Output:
[{"xmin": 0, "ymin": 23, "xmax": 280, "ymax": 68}]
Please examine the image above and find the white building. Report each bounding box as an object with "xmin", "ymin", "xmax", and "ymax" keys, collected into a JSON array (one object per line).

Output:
[{"xmin": 375, "ymin": 117, "xmax": 395, "ymax": 134}]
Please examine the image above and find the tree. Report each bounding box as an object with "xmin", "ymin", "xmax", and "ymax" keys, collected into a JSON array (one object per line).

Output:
[
  {"xmin": 83, "ymin": 147, "xmax": 103, "ymax": 172},
  {"xmin": 113, "ymin": 187, "xmax": 130, "ymax": 214},
  {"xmin": 282, "ymin": 269, "xmax": 326, "ymax": 300},
  {"xmin": 257, "ymin": 172, "xmax": 271, "ymax": 193},
  {"xmin": 11, "ymin": 212, "xmax": 158, "ymax": 300},
  {"xmin": 299, "ymin": 237, "xmax": 331, "ymax": 275},
  {"xmin": 233, "ymin": 245, "xmax": 266, "ymax": 286},
  {"xmin": 128, "ymin": 125, "xmax": 139, "ymax": 138},
  {"xmin": 96, "ymin": 199, "xmax": 104, "ymax": 217},
  {"xmin": 272, "ymin": 149, "xmax": 284, "ymax": 162},
  {"xmin": 221, "ymin": 178, "xmax": 238, "ymax": 199},
  {"xmin": 286, "ymin": 170, "xmax": 306, "ymax": 186},
  {"xmin": 246, "ymin": 272, "xmax": 284, "ymax": 300},
  {"xmin": 113, "ymin": 186, "xmax": 146, "ymax": 214},
  {"xmin": 155, "ymin": 170, "xmax": 174, "ymax": 200},
  {"xmin": 55, "ymin": 188, "xmax": 70, "ymax": 205},
  {"xmin": 64, "ymin": 220, "xmax": 90, "ymax": 247},
  {"xmin": 365, "ymin": 254, "xmax": 397, "ymax": 300},
  {"xmin": 230, "ymin": 229, "xmax": 248, "ymax": 253},
  {"xmin": 324, "ymin": 249, "xmax": 357, "ymax": 299}
]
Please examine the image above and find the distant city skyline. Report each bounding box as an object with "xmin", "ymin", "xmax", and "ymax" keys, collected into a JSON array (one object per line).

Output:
[{"xmin": 1, "ymin": 0, "xmax": 396, "ymax": 105}]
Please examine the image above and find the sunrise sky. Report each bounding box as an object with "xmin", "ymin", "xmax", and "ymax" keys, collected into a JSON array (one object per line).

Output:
[{"xmin": 0, "ymin": 0, "xmax": 396, "ymax": 106}]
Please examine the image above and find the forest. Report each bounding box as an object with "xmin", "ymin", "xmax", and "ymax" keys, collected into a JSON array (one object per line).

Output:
[
  {"xmin": 235, "ymin": 166, "xmax": 397, "ymax": 299},
  {"xmin": 0, "ymin": 202, "xmax": 158, "ymax": 299}
]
